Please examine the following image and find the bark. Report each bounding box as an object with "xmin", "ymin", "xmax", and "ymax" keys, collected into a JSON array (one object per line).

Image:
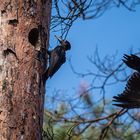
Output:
[{"xmin": 0, "ymin": 0, "xmax": 51, "ymax": 139}]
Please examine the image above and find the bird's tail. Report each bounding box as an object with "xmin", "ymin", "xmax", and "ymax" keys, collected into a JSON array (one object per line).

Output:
[
  {"xmin": 42, "ymin": 69, "xmax": 49, "ymax": 85},
  {"xmin": 123, "ymin": 54, "xmax": 140, "ymax": 71}
]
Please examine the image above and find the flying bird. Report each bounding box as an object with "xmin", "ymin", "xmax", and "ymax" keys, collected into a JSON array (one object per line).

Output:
[
  {"xmin": 113, "ymin": 54, "xmax": 140, "ymax": 109},
  {"xmin": 43, "ymin": 36, "xmax": 71, "ymax": 81}
]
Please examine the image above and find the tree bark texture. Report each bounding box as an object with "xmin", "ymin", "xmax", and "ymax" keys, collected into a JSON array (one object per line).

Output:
[{"xmin": 0, "ymin": 0, "xmax": 51, "ymax": 139}]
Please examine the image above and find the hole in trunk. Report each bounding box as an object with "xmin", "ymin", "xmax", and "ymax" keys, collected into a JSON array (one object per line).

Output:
[{"xmin": 28, "ymin": 28, "xmax": 39, "ymax": 46}]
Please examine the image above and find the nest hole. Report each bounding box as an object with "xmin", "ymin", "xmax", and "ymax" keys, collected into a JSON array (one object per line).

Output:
[{"xmin": 28, "ymin": 28, "xmax": 39, "ymax": 46}]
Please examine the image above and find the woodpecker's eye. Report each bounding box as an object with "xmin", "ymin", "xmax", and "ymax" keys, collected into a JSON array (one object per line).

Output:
[
  {"xmin": 28, "ymin": 28, "xmax": 39, "ymax": 46},
  {"xmin": 65, "ymin": 41, "xmax": 71, "ymax": 50}
]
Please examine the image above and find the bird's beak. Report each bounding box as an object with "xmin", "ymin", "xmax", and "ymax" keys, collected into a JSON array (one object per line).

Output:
[{"xmin": 55, "ymin": 35, "xmax": 62, "ymax": 43}]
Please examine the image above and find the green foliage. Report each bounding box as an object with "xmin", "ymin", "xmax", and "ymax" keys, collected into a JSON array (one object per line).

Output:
[
  {"xmin": 43, "ymin": 107, "xmax": 140, "ymax": 140},
  {"xmin": 43, "ymin": 81, "xmax": 140, "ymax": 140}
]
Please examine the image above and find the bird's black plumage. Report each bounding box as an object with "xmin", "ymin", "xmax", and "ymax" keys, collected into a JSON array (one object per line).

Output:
[
  {"xmin": 43, "ymin": 36, "xmax": 71, "ymax": 80},
  {"xmin": 113, "ymin": 54, "xmax": 140, "ymax": 109},
  {"xmin": 46, "ymin": 46, "xmax": 66, "ymax": 78},
  {"xmin": 123, "ymin": 54, "xmax": 140, "ymax": 72}
]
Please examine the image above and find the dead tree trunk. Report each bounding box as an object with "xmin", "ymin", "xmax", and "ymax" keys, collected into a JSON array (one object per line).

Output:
[{"xmin": 0, "ymin": 0, "xmax": 51, "ymax": 139}]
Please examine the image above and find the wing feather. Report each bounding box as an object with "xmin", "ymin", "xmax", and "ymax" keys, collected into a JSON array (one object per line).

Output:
[
  {"xmin": 47, "ymin": 46, "xmax": 66, "ymax": 78},
  {"xmin": 113, "ymin": 72, "xmax": 140, "ymax": 108},
  {"xmin": 113, "ymin": 54, "xmax": 140, "ymax": 109}
]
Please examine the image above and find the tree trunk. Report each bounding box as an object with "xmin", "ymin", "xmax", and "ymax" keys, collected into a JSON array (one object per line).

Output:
[{"xmin": 0, "ymin": 0, "xmax": 51, "ymax": 139}]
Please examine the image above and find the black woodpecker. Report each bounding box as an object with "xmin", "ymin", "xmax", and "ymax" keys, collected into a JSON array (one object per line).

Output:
[
  {"xmin": 43, "ymin": 36, "xmax": 71, "ymax": 81},
  {"xmin": 113, "ymin": 54, "xmax": 140, "ymax": 109}
]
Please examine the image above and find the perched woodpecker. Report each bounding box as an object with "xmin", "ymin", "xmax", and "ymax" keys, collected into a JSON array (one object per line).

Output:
[
  {"xmin": 43, "ymin": 36, "xmax": 71, "ymax": 80},
  {"xmin": 113, "ymin": 54, "xmax": 140, "ymax": 109}
]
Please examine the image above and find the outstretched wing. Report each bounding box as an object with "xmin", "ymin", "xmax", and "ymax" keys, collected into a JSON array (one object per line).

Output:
[
  {"xmin": 113, "ymin": 54, "xmax": 140, "ymax": 109},
  {"xmin": 123, "ymin": 54, "xmax": 140, "ymax": 71},
  {"xmin": 113, "ymin": 72, "xmax": 140, "ymax": 108},
  {"xmin": 47, "ymin": 46, "xmax": 66, "ymax": 78}
]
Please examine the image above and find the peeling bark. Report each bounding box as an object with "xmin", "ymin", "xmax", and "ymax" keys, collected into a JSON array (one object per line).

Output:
[{"xmin": 0, "ymin": 0, "xmax": 51, "ymax": 139}]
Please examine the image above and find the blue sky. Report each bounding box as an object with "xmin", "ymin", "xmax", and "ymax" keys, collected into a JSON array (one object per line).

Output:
[{"xmin": 46, "ymin": 6, "xmax": 140, "ymax": 104}]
